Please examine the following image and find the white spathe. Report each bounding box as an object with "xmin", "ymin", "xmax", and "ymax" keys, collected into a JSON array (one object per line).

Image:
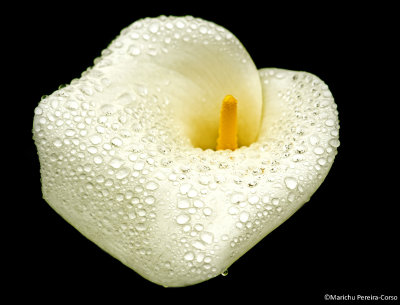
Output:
[{"xmin": 33, "ymin": 16, "xmax": 339, "ymax": 287}]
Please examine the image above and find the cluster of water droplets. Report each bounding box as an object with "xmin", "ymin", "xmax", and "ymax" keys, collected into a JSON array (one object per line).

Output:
[
  {"xmin": 121, "ymin": 16, "xmax": 240, "ymax": 59},
  {"xmin": 33, "ymin": 16, "xmax": 339, "ymax": 286}
]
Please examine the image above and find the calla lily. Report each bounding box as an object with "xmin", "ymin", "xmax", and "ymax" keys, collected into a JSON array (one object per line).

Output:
[{"xmin": 33, "ymin": 15, "xmax": 339, "ymax": 287}]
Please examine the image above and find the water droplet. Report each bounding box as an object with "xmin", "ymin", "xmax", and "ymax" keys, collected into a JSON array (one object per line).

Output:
[
  {"xmin": 199, "ymin": 175, "xmax": 210, "ymax": 185},
  {"xmin": 116, "ymin": 168, "xmax": 130, "ymax": 180},
  {"xmin": 145, "ymin": 181, "xmax": 159, "ymax": 190},
  {"xmin": 81, "ymin": 87, "xmax": 94, "ymax": 96},
  {"xmin": 199, "ymin": 26, "xmax": 208, "ymax": 34},
  {"xmin": 314, "ymin": 146, "xmax": 325, "ymax": 155},
  {"xmin": 94, "ymin": 156, "xmax": 103, "ymax": 164},
  {"xmin": 331, "ymin": 130, "xmax": 339, "ymax": 137},
  {"xmin": 200, "ymin": 232, "xmax": 214, "ymax": 244},
  {"xmin": 176, "ymin": 214, "xmax": 190, "ymax": 224},
  {"xmin": 133, "ymin": 161, "xmax": 145, "ymax": 171},
  {"xmin": 276, "ymin": 72, "xmax": 286, "ymax": 79},
  {"xmin": 130, "ymin": 32, "xmax": 140, "ymax": 39},
  {"xmin": 309, "ymin": 135, "xmax": 320, "ymax": 145},
  {"xmin": 329, "ymin": 139, "xmax": 340, "ymax": 148},
  {"xmin": 128, "ymin": 154, "xmax": 138, "ymax": 162},
  {"xmin": 288, "ymin": 192, "xmax": 296, "ymax": 203},
  {"xmin": 221, "ymin": 269, "xmax": 229, "ymax": 276},
  {"xmin": 53, "ymin": 139, "xmax": 62, "ymax": 148},
  {"xmin": 87, "ymin": 146, "xmax": 97, "ymax": 154},
  {"xmin": 90, "ymin": 134, "xmax": 102, "ymax": 145},
  {"xmin": 66, "ymin": 100, "xmax": 79, "ymax": 110},
  {"xmin": 100, "ymin": 104, "xmax": 116, "ymax": 115},
  {"xmin": 284, "ymin": 177, "xmax": 298, "ymax": 190},
  {"xmin": 144, "ymin": 196, "xmax": 155, "ymax": 205},
  {"xmin": 248, "ymin": 195, "xmax": 260, "ymax": 204},
  {"xmin": 176, "ymin": 20, "xmax": 185, "ymax": 28},
  {"xmin": 110, "ymin": 158, "xmax": 124, "ymax": 169},
  {"xmin": 203, "ymin": 207, "xmax": 212, "ymax": 216},
  {"xmin": 262, "ymin": 196, "xmax": 270, "ymax": 204},
  {"xmin": 194, "ymin": 224, "xmax": 204, "ymax": 231},
  {"xmin": 193, "ymin": 199, "xmax": 204, "ymax": 208},
  {"xmin": 272, "ymin": 198, "xmax": 280, "ymax": 206},
  {"xmin": 236, "ymin": 222, "xmax": 243, "ymax": 229},
  {"xmin": 180, "ymin": 183, "xmax": 191, "ymax": 195},
  {"xmin": 239, "ymin": 212, "xmax": 249, "ymax": 223},
  {"xmin": 147, "ymin": 46, "xmax": 158, "ymax": 56},
  {"xmin": 187, "ymin": 189, "xmax": 198, "ymax": 198},
  {"xmin": 192, "ymin": 241, "xmax": 206, "ymax": 250},
  {"xmin": 128, "ymin": 45, "xmax": 141, "ymax": 56},
  {"xmin": 325, "ymin": 119, "xmax": 335, "ymax": 127},
  {"xmin": 184, "ymin": 252, "xmax": 194, "ymax": 261},
  {"xmin": 34, "ymin": 107, "xmax": 43, "ymax": 115},
  {"xmin": 65, "ymin": 129, "xmax": 76, "ymax": 137},
  {"xmin": 149, "ymin": 22, "xmax": 159, "ymax": 33},
  {"xmin": 111, "ymin": 137, "xmax": 123, "ymax": 147},
  {"xmin": 228, "ymin": 206, "xmax": 239, "ymax": 215}
]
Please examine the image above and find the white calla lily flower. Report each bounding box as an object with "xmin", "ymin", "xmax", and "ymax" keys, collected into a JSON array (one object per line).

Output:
[{"xmin": 33, "ymin": 15, "xmax": 339, "ymax": 287}]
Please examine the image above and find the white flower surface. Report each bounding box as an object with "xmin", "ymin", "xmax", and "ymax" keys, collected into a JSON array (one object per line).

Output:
[{"xmin": 33, "ymin": 16, "xmax": 339, "ymax": 287}]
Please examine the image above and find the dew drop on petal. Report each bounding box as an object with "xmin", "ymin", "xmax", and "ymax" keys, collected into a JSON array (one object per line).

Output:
[
  {"xmin": 116, "ymin": 168, "xmax": 130, "ymax": 180},
  {"xmin": 144, "ymin": 196, "xmax": 155, "ymax": 205},
  {"xmin": 313, "ymin": 146, "xmax": 325, "ymax": 155},
  {"xmin": 128, "ymin": 45, "xmax": 141, "ymax": 56},
  {"xmin": 309, "ymin": 135, "xmax": 319, "ymax": 146},
  {"xmin": 93, "ymin": 156, "xmax": 103, "ymax": 164},
  {"xmin": 193, "ymin": 199, "xmax": 204, "ymax": 208},
  {"xmin": 199, "ymin": 176, "xmax": 210, "ymax": 185},
  {"xmin": 325, "ymin": 119, "xmax": 335, "ymax": 127},
  {"xmin": 329, "ymin": 139, "xmax": 340, "ymax": 148},
  {"xmin": 111, "ymin": 137, "xmax": 123, "ymax": 147},
  {"xmin": 184, "ymin": 252, "xmax": 194, "ymax": 261},
  {"xmin": 228, "ymin": 206, "xmax": 239, "ymax": 215},
  {"xmin": 284, "ymin": 177, "xmax": 298, "ymax": 190},
  {"xmin": 110, "ymin": 158, "xmax": 124, "ymax": 169},
  {"xmin": 239, "ymin": 212, "xmax": 249, "ymax": 223},
  {"xmin": 187, "ymin": 189, "xmax": 198, "ymax": 198},
  {"xmin": 203, "ymin": 207, "xmax": 212, "ymax": 216},
  {"xmin": 133, "ymin": 161, "xmax": 145, "ymax": 171},
  {"xmin": 200, "ymin": 232, "xmax": 214, "ymax": 244},
  {"xmin": 90, "ymin": 134, "xmax": 102, "ymax": 145},
  {"xmin": 192, "ymin": 241, "xmax": 206, "ymax": 250},
  {"xmin": 149, "ymin": 22, "xmax": 159, "ymax": 33},
  {"xmin": 145, "ymin": 181, "xmax": 159, "ymax": 190},
  {"xmin": 179, "ymin": 183, "xmax": 191, "ymax": 195},
  {"xmin": 176, "ymin": 20, "xmax": 185, "ymax": 28},
  {"xmin": 176, "ymin": 214, "xmax": 190, "ymax": 225},
  {"xmin": 248, "ymin": 195, "xmax": 259, "ymax": 204}
]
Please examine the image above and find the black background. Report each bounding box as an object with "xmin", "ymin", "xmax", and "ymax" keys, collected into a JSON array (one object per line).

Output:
[{"xmin": 7, "ymin": 1, "xmax": 398, "ymax": 303}]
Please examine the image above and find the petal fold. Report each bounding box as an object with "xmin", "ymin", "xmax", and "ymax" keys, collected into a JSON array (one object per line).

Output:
[{"xmin": 96, "ymin": 16, "xmax": 262, "ymax": 149}]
